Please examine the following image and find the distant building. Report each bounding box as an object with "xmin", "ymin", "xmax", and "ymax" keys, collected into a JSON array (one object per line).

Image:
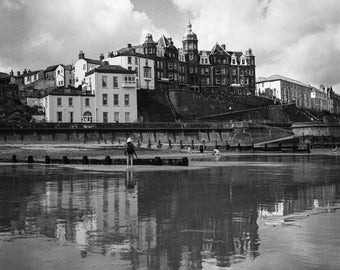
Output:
[
  {"xmin": 41, "ymin": 64, "xmax": 137, "ymax": 123},
  {"xmin": 256, "ymin": 75, "xmax": 311, "ymax": 108},
  {"xmin": 74, "ymin": 51, "xmax": 101, "ymax": 88},
  {"xmin": 23, "ymin": 69, "xmax": 44, "ymax": 85},
  {"xmin": 106, "ymin": 21, "xmax": 256, "ymax": 94},
  {"xmin": 0, "ymin": 72, "xmax": 19, "ymax": 101},
  {"xmin": 310, "ymin": 86, "xmax": 328, "ymax": 112},
  {"xmin": 44, "ymin": 64, "xmax": 74, "ymax": 88}
]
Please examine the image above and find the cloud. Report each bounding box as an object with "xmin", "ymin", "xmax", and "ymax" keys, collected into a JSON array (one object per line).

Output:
[
  {"xmin": 0, "ymin": 0, "xmax": 165, "ymax": 73},
  {"xmin": 171, "ymin": 0, "xmax": 340, "ymax": 93}
]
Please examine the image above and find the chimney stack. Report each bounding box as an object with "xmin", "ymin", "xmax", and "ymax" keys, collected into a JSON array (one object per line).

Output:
[
  {"xmin": 79, "ymin": 50, "xmax": 85, "ymax": 59},
  {"xmin": 23, "ymin": 69, "xmax": 27, "ymax": 75},
  {"xmin": 17, "ymin": 71, "xmax": 21, "ymax": 76},
  {"xmin": 127, "ymin": 44, "xmax": 132, "ymax": 48},
  {"xmin": 99, "ymin": 53, "xmax": 104, "ymax": 62},
  {"xmin": 10, "ymin": 70, "xmax": 14, "ymax": 76}
]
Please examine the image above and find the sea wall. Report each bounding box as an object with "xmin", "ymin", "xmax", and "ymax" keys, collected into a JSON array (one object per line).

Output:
[{"xmin": 0, "ymin": 122, "xmax": 293, "ymax": 147}]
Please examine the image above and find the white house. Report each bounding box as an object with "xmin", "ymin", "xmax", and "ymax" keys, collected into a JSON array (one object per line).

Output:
[
  {"xmin": 84, "ymin": 63, "xmax": 138, "ymax": 123},
  {"xmin": 105, "ymin": 53, "xmax": 155, "ymax": 90},
  {"xmin": 41, "ymin": 64, "xmax": 138, "ymax": 123},
  {"xmin": 41, "ymin": 93, "xmax": 96, "ymax": 123},
  {"xmin": 74, "ymin": 51, "xmax": 101, "ymax": 88},
  {"xmin": 56, "ymin": 64, "xmax": 73, "ymax": 87},
  {"xmin": 23, "ymin": 70, "xmax": 44, "ymax": 85},
  {"xmin": 256, "ymin": 75, "xmax": 311, "ymax": 108}
]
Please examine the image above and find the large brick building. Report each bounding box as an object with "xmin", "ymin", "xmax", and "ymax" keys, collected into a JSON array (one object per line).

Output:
[{"xmin": 107, "ymin": 21, "xmax": 256, "ymax": 95}]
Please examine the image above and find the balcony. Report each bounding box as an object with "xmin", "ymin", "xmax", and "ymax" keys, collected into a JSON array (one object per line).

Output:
[{"xmin": 122, "ymin": 82, "xmax": 136, "ymax": 88}]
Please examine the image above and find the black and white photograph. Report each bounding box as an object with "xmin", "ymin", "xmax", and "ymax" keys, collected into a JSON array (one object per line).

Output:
[{"xmin": 0, "ymin": 0, "xmax": 340, "ymax": 269}]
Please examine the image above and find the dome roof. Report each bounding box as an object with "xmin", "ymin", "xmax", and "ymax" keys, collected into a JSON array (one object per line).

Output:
[
  {"xmin": 183, "ymin": 20, "xmax": 197, "ymax": 41},
  {"xmin": 144, "ymin": 33, "xmax": 155, "ymax": 44}
]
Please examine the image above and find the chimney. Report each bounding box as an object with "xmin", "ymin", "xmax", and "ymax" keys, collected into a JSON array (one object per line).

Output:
[
  {"xmin": 23, "ymin": 69, "xmax": 27, "ymax": 75},
  {"xmin": 17, "ymin": 71, "xmax": 21, "ymax": 76},
  {"xmin": 99, "ymin": 53, "xmax": 104, "ymax": 62},
  {"xmin": 221, "ymin": 44, "xmax": 226, "ymax": 50},
  {"xmin": 79, "ymin": 50, "xmax": 85, "ymax": 59},
  {"xmin": 127, "ymin": 44, "xmax": 132, "ymax": 48},
  {"xmin": 10, "ymin": 70, "xmax": 14, "ymax": 76}
]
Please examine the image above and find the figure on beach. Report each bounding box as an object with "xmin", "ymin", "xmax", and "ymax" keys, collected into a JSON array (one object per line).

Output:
[{"xmin": 124, "ymin": 137, "xmax": 137, "ymax": 169}]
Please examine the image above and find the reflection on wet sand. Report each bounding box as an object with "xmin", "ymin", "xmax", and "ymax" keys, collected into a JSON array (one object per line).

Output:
[{"xmin": 0, "ymin": 155, "xmax": 339, "ymax": 269}]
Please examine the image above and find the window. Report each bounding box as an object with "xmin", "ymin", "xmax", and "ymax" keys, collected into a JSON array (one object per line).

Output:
[
  {"xmin": 144, "ymin": 67, "xmax": 151, "ymax": 78},
  {"xmin": 114, "ymin": 112, "xmax": 119, "ymax": 122},
  {"xmin": 57, "ymin": 97, "xmax": 62, "ymax": 106},
  {"xmin": 68, "ymin": 97, "xmax": 73, "ymax": 106},
  {"xmin": 125, "ymin": 112, "xmax": 130, "ymax": 123},
  {"xmin": 103, "ymin": 112, "xmax": 108, "ymax": 123},
  {"xmin": 205, "ymin": 59, "xmax": 208, "ymax": 64},
  {"xmin": 57, "ymin": 70, "xmax": 60, "ymax": 74},
  {"xmin": 232, "ymin": 69, "xmax": 236, "ymax": 76},
  {"xmin": 83, "ymin": 64, "xmax": 86, "ymax": 70},
  {"xmin": 113, "ymin": 76, "xmax": 118, "ymax": 88},
  {"xmin": 124, "ymin": 94, "xmax": 130, "ymax": 106},
  {"xmin": 102, "ymin": 94, "xmax": 108, "ymax": 105},
  {"xmin": 128, "ymin": 56, "xmax": 132, "ymax": 64},
  {"xmin": 85, "ymin": 98, "xmax": 90, "ymax": 106},
  {"xmin": 232, "ymin": 59, "xmax": 236, "ymax": 65},
  {"xmin": 113, "ymin": 94, "xmax": 119, "ymax": 106},
  {"xmin": 135, "ymin": 57, "xmax": 138, "ymax": 64},
  {"xmin": 57, "ymin": 111, "xmax": 62, "ymax": 122},
  {"xmin": 102, "ymin": 76, "xmax": 107, "ymax": 88},
  {"xmin": 34, "ymin": 74, "xmax": 37, "ymax": 80},
  {"xmin": 69, "ymin": 112, "xmax": 73, "ymax": 123}
]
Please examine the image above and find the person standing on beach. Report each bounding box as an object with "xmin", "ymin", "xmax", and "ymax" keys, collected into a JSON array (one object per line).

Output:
[{"xmin": 125, "ymin": 137, "xmax": 137, "ymax": 169}]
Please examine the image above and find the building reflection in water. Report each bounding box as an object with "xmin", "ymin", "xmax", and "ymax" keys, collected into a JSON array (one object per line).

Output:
[{"xmin": 0, "ymin": 155, "xmax": 339, "ymax": 269}]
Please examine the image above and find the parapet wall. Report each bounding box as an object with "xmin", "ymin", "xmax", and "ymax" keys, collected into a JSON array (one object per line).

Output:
[{"xmin": 0, "ymin": 122, "xmax": 293, "ymax": 146}]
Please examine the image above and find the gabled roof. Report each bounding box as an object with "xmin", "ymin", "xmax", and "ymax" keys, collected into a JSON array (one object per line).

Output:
[
  {"xmin": 256, "ymin": 74, "xmax": 310, "ymax": 88},
  {"xmin": 45, "ymin": 65, "xmax": 59, "ymax": 72},
  {"xmin": 210, "ymin": 43, "xmax": 229, "ymax": 56},
  {"xmin": 116, "ymin": 45, "xmax": 141, "ymax": 54},
  {"xmin": 157, "ymin": 35, "xmax": 170, "ymax": 48},
  {"xmin": 84, "ymin": 58, "xmax": 101, "ymax": 65},
  {"xmin": 85, "ymin": 64, "xmax": 135, "ymax": 76},
  {"xmin": 228, "ymin": 51, "xmax": 243, "ymax": 58}
]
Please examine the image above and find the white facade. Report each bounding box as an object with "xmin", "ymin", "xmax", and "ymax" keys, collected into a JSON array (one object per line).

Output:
[
  {"xmin": 105, "ymin": 55, "xmax": 155, "ymax": 90},
  {"xmin": 74, "ymin": 51, "xmax": 101, "ymax": 88},
  {"xmin": 310, "ymin": 87, "xmax": 328, "ymax": 112},
  {"xmin": 41, "ymin": 65, "xmax": 138, "ymax": 123},
  {"xmin": 41, "ymin": 94, "xmax": 96, "ymax": 123},
  {"xmin": 24, "ymin": 70, "xmax": 44, "ymax": 85},
  {"xmin": 84, "ymin": 66, "xmax": 138, "ymax": 123},
  {"xmin": 256, "ymin": 75, "xmax": 312, "ymax": 108},
  {"xmin": 56, "ymin": 65, "xmax": 73, "ymax": 87}
]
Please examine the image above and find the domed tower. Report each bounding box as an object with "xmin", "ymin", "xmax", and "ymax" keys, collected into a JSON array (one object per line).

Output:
[
  {"xmin": 182, "ymin": 20, "xmax": 198, "ymax": 61},
  {"xmin": 142, "ymin": 33, "xmax": 156, "ymax": 56}
]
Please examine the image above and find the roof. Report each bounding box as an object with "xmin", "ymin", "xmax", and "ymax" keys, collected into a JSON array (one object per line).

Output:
[
  {"xmin": 0, "ymin": 72, "xmax": 10, "ymax": 79},
  {"xmin": 85, "ymin": 64, "xmax": 135, "ymax": 76},
  {"xmin": 84, "ymin": 58, "xmax": 101, "ymax": 65},
  {"xmin": 256, "ymin": 74, "xmax": 310, "ymax": 88},
  {"xmin": 116, "ymin": 45, "xmax": 141, "ymax": 54},
  {"xmin": 157, "ymin": 35, "xmax": 170, "ymax": 48},
  {"xmin": 26, "ymin": 70, "xmax": 43, "ymax": 76},
  {"xmin": 210, "ymin": 43, "xmax": 229, "ymax": 56},
  {"xmin": 228, "ymin": 51, "xmax": 243, "ymax": 58},
  {"xmin": 45, "ymin": 65, "xmax": 59, "ymax": 72}
]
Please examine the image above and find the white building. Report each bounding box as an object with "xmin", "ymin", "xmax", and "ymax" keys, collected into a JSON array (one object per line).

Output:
[
  {"xmin": 310, "ymin": 86, "xmax": 328, "ymax": 112},
  {"xmin": 105, "ymin": 49, "xmax": 155, "ymax": 90},
  {"xmin": 74, "ymin": 51, "xmax": 101, "ymax": 88},
  {"xmin": 41, "ymin": 93, "xmax": 95, "ymax": 123},
  {"xmin": 23, "ymin": 70, "xmax": 44, "ymax": 85},
  {"xmin": 41, "ymin": 64, "xmax": 138, "ymax": 123},
  {"xmin": 85, "ymin": 64, "xmax": 138, "ymax": 123},
  {"xmin": 56, "ymin": 64, "xmax": 73, "ymax": 87},
  {"xmin": 256, "ymin": 75, "xmax": 311, "ymax": 108}
]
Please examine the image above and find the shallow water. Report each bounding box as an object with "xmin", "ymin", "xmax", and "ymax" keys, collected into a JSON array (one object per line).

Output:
[{"xmin": 0, "ymin": 155, "xmax": 339, "ymax": 270}]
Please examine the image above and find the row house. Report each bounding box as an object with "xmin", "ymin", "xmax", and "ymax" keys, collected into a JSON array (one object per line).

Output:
[
  {"xmin": 256, "ymin": 75, "xmax": 340, "ymax": 114},
  {"xmin": 41, "ymin": 64, "xmax": 137, "ymax": 123},
  {"xmin": 45, "ymin": 64, "xmax": 74, "ymax": 87},
  {"xmin": 74, "ymin": 51, "xmax": 101, "ymax": 88},
  {"xmin": 105, "ymin": 21, "xmax": 255, "ymax": 94}
]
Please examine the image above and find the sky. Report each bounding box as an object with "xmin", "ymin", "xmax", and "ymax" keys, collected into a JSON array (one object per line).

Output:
[{"xmin": 1, "ymin": 0, "xmax": 340, "ymax": 93}]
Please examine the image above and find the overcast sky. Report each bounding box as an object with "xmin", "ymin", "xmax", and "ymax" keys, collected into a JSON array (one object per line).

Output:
[{"xmin": 1, "ymin": 0, "xmax": 340, "ymax": 93}]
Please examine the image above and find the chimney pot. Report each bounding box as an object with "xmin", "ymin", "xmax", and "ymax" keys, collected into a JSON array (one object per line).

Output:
[
  {"xmin": 127, "ymin": 44, "xmax": 132, "ymax": 48},
  {"xmin": 17, "ymin": 71, "xmax": 21, "ymax": 76},
  {"xmin": 79, "ymin": 50, "xmax": 85, "ymax": 59}
]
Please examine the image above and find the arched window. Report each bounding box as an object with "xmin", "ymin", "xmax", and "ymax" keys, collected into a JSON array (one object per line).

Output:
[{"xmin": 83, "ymin": 111, "xmax": 92, "ymax": 122}]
